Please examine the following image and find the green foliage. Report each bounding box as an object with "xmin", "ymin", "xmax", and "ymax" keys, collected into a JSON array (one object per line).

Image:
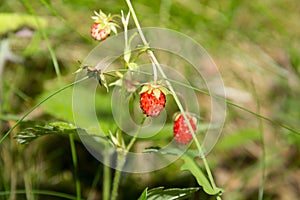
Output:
[
  {"xmin": 180, "ymin": 154, "xmax": 223, "ymax": 196},
  {"xmin": 144, "ymin": 148, "xmax": 223, "ymax": 196},
  {"xmin": 138, "ymin": 187, "xmax": 199, "ymax": 200},
  {"xmin": 14, "ymin": 121, "xmax": 80, "ymax": 144},
  {"xmin": 137, "ymin": 188, "xmax": 147, "ymax": 200},
  {"xmin": 1, "ymin": 0, "xmax": 299, "ymax": 199}
]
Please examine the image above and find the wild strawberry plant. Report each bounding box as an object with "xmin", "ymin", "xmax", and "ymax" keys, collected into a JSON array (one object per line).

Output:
[
  {"xmin": 7, "ymin": 1, "xmax": 223, "ymax": 198},
  {"xmin": 2, "ymin": 1, "xmax": 300, "ymax": 200}
]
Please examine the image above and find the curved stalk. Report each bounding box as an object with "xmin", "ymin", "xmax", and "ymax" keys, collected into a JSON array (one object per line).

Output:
[
  {"xmin": 0, "ymin": 76, "xmax": 89, "ymax": 145},
  {"xmin": 125, "ymin": 0, "xmax": 219, "ymax": 194},
  {"xmin": 110, "ymin": 150, "xmax": 126, "ymax": 200},
  {"xmin": 110, "ymin": 116, "xmax": 146, "ymax": 200}
]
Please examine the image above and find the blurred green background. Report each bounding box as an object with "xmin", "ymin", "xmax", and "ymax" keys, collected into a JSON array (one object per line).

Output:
[{"xmin": 0, "ymin": 0, "xmax": 299, "ymax": 199}]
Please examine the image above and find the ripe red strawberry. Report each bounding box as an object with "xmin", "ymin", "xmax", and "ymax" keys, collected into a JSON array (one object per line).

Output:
[
  {"xmin": 139, "ymin": 84, "xmax": 167, "ymax": 117},
  {"xmin": 173, "ymin": 113, "xmax": 197, "ymax": 144},
  {"xmin": 90, "ymin": 10, "xmax": 119, "ymax": 41}
]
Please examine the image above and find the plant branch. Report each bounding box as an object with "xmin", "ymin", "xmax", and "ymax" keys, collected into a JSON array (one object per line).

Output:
[
  {"xmin": 110, "ymin": 150, "xmax": 126, "ymax": 200},
  {"xmin": 125, "ymin": 0, "xmax": 219, "ymax": 193}
]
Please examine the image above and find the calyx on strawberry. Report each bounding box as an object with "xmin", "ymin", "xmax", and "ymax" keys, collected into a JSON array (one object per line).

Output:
[
  {"xmin": 139, "ymin": 84, "xmax": 169, "ymax": 117},
  {"xmin": 91, "ymin": 10, "xmax": 119, "ymax": 41},
  {"xmin": 173, "ymin": 112, "xmax": 197, "ymax": 144}
]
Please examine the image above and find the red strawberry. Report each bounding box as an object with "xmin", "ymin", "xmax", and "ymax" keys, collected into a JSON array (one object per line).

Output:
[
  {"xmin": 140, "ymin": 84, "xmax": 167, "ymax": 117},
  {"xmin": 173, "ymin": 113, "xmax": 197, "ymax": 144},
  {"xmin": 91, "ymin": 10, "xmax": 119, "ymax": 41},
  {"xmin": 91, "ymin": 23, "xmax": 110, "ymax": 41}
]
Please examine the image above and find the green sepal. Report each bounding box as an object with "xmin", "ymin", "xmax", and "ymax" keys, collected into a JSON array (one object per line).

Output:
[
  {"xmin": 153, "ymin": 88, "xmax": 162, "ymax": 99},
  {"xmin": 124, "ymin": 47, "xmax": 131, "ymax": 64},
  {"xmin": 128, "ymin": 62, "xmax": 139, "ymax": 71},
  {"xmin": 100, "ymin": 73, "xmax": 109, "ymax": 92}
]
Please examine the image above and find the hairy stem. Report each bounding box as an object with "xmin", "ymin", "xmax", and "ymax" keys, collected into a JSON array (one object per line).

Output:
[
  {"xmin": 110, "ymin": 150, "xmax": 126, "ymax": 200},
  {"xmin": 125, "ymin": 0, "xmax": 219, "ymax": 193},
  {"xmin": 110, "ymin": 114, "xmax": 146, "ymax": 199},
  {"xmin": 69, "ymin": 134, "xmax": 81, "ymax": 200}
]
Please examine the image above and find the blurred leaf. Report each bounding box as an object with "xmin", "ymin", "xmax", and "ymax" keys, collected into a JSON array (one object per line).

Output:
[
  {"xmin": 216, "ymin": 129, "xmax": 260, "ymax": 151},
  {"xmin": 0, "ymin": 13, "xmax": 46, "ymax": 35},
  {"xmin": 144, "ymin": 148, "xmax": 223, "ymax": 196},
  {"xmin": 137, "ymin": 187, "xmax": 199, "ymax": 200},
  {"xmin": 14, "ymin": 121, "xmax": 82, "ymax": 144},
  {"xmin": 137, "ymin": 188, "xmax": 147, "ymax": 200}
]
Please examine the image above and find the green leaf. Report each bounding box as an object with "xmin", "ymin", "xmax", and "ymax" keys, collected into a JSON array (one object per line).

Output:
[
  {"xmin": 14, "ymin": 121, "xmax": 82, "ymax": 144},
  {"xmin": 144, "ymin": 187, "xmax": 199, "ymax": 200},
  {"xmin": 180, "ymin": 155, "xmax": 216, "ymax": 195},
  {"xmin": 137, "ymin": 188, "xmax": 148, "ymax": 200},
  {"xmin": 143, "ymin": 148, "xmax": 223, "ymax": 196}
]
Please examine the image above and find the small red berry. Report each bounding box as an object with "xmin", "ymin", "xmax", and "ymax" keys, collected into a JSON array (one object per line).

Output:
[
  {"xmin": 90, "ymin": 10, "xmax": 119, "ymax": 41},
  {"xmin": 173, "ymin": 113, "xmax": 197, "ymax": 144},
  {"xmin": 91, "ymin": 23, "xmax": 110, "ymax": 41},
  {"xmin": 140, "ymin": 84, "xmax": 167, "ymax": 117}
]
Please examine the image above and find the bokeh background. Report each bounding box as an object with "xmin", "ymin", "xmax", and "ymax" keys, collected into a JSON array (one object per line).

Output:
[{"xmin": 0, "ymin": 0, "xmax": 299, "ymax": 199}]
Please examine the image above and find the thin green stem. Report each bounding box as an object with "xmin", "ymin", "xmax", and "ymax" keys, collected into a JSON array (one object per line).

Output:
[
  {"xmin": 103, "ymin": 162, "xmax": 111, "ymax": 200},
  {"xmin": 89, "ymin": 164, "xmax": 102, "ymax": 199},
  {"xmin": 110, "ymin": 150, "xmax": 126, "ymax": 200},
  {"xmin": 39, "ymin": 0, "xmax": 91, "ymax": 43},
  {"xmin": 0, "ymin": 76, "xmax": 89, "ymax": 145},
  {"xmin": 110, "ymin": 105, "xmax": 146, "ymax": 200},
  {"xmin": 165, "ymin": 75, "xmax": 300, "ymax": 135},
  {"xmin": 126, "ymin": 116, "xmax": 146, "ymax": 151},
  {"xmin": 251, "ymin": 79, "xmax": 265, "ymax": 200},
  {"xmin": 109, "ymin": 26, "xmax": 130, "ymax": 199},
  {"xmin": 225, "ymin": 99, "xmax": 299, "ymax": 135},
  {"xmin": 125, "ymin": 0, "xmax": 158, "ymax": 82},
  {"xmin": 69, "ymin": 134, "xmax": 81, "ymax": 200},
  {"xmin": 109, "ymin": 68, "xmax": 299, "ymax": 135},
  {"xmin": 102, "ymin": 143, "xmax": 111, "ymax": 200},
  {"xmin": 151, "ymin": 59, "xmax": 158, "ymax": 83},
  {"xmin": 125, "ymin": 0, "xmax": 219, "ymax": 193},
  {"xmin": 125, "ymin": 0, "xmax": 148, "ymax": 45},
  {"xmin": 22, "ymin": 0, "xmax": 61, "ymax": 79}
]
